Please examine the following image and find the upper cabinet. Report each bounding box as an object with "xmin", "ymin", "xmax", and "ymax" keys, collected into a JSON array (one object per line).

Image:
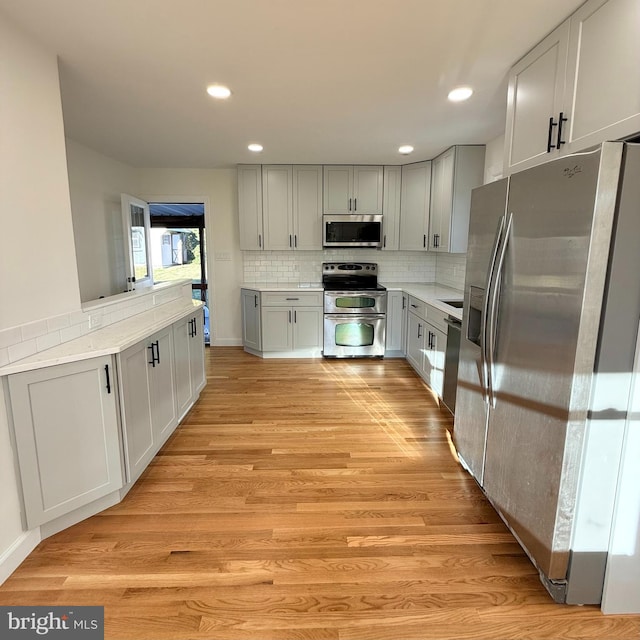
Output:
[
  {"xmin": 399, "ymin": 161, "xmax": 431, "ymax": 251},
  {"xmin": 323, "ymin": 165, "xmax": 383, "ymax": 214},
  {"xmin": 238, "ymin": 164, "xmax": 264, "ymax": 250},
  {"xmin": 262, "ymin": 165, "xmax": 323, "ymax": 251},
  {"xmin": 428, "ymin": 146, "xmax": 485, "ymax": 253},
  {"xmin": 504, "ymin": 0, "xmax": 640, "ymax": 174},
  {"xmin": 382, "ymin": 166, "xmax": 402, "ymax": 250}
]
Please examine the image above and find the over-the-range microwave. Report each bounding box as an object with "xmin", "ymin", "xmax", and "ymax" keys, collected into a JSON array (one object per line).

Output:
[{"xmin": 323, "ymin": 214, "xmax": 383, "ymax": 248}]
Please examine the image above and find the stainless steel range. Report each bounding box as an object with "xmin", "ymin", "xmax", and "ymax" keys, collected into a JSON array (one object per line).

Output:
[{"xmin": 322, "ymin": 262, "xmax": 387, "ymax": 358}]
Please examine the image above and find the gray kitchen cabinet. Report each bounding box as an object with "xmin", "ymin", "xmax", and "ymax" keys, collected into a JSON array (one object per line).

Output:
[
  {"xmin": 261, "ymin": 291, "xmax": 323, "ymax": 354},
  {"xmin": 262, "ymin": 165, "xmax": 323, "ymax": 250},
  {"xmin": 118, "ymin": 325, "xmax": 178, "ymax": 483},
  {"xmin": 504, "ymin": 0, "xmax": 640, "ymax": 174},
  {"xmin": 323, "ymin": 165, "xmax": 383, "ymax": 214},
  {"xmin": 6, "ymin": 356, "xmax": 123, "ymax": 529},
  {"xmin": 385, "ymin": 290, "xmax": 406, "ymax": 355},
  {"xmin": 428, "ymin": 146, "xmax": 485, "ymax": 253},
  {"xmin": 399, "ymin": 161, "xmax": 431, "ymax": 251},
  {"xmin": 241, "ymin": 288, "xmax": 262, "ymax": 352},
  {"xmin": 405, "ymin": 296, "xmax": 448, "ymax": 398},
  {"xmin": 238, "ymin": 164, "xmax": 264, "ymax": 250},
  {"xmin": 173, "ymin": 310, "xmax": 206, "ymax": 421},
  {"xmin": 382, "ymin": 166, "xmax": 401, "ymax": 250}
]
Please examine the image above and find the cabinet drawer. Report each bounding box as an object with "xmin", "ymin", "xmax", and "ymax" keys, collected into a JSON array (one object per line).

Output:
[
  {"xmin": 261, "ymin": 291, "xmax": 323, "ymax": 307},
  {"xmin": 424, "ymin": 304, "xmax": 448, "ymax": 333},
  {"xmin": 407, "ymin": 296, "xmax": 428, "ymax": 322}
]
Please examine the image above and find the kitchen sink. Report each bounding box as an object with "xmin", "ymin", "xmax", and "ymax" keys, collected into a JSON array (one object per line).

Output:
[{"xmin": 440, "ymin": 299, "xmax": 464, "ymax": 309}]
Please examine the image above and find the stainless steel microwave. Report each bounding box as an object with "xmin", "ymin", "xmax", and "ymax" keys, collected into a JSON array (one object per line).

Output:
[{"xmin": 323, "ymin": 214, "xmax": 383, "ymax": 248}]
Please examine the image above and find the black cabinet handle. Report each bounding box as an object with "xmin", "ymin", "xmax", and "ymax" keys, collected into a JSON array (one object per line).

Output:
[
  {"xmin": 254, "ymin": 294, "xmax": 258, "ymax": 308},
  {"xmin": 288, "ymin": 310, "xmax": 292, "ymax": 323},
  {"xmin": 148, "ymin": 340, "xmax": 160, "ymax": 367},
  {"xmin": 383, "ymin": 235, "xmax": 387, "ymax": 248},
  {"xmin": 547, "ymin": 116, "xmax": 558, "ymax": 153},
  {"xmin": 193, "ymin": 318, "xmax": 197, "ymax": 337},
  {"xmin": 294, "ymin": 310, "xmax": 297, "ymax": 323},
  {"xmin": 104, "ymin": 364, "xmax": 111, "ymax": 394},
  {"xmin": 354, "ymin": 198, "xmax": 357, "ymax": 211},
  {"xmin": 294, "ymin": 235, "xmax": 297, "ymax": 248},
  {"xmin": 557, "ymin": 112, "xmax": 568, "ymax": 149},
  {"xmin": 417, "ymin": 323, "xmax": 422, "ymax": 339},
  {"xmin": 433, "ymin": 234, "xmax": 440, "ymax": 248},
  {"xmin": 423, "ymin": 234, "xmax": 426, "ymax": 248},
  {"xmin": 258, "ymin": 234, "xmax": 262, "ymax": 248}
]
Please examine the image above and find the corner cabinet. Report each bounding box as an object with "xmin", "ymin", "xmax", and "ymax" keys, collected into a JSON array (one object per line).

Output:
[
  {"xmin": 6, "ymin": 356, "xmax": 124, "ymax": 529},
  {"xmin": 428, "ymin": 146, "xmax": 485, "ymax": 253},
  {"xmin": 399, "ymin": 161, "xmax": 431, "ymax": 251},
  {"xmin": 504, "ymin": 0, "xmax": 640, "ymax": 174},
  {"xmin": 323, "ymin": 165, "xmax": 383, "ymax": 214}
]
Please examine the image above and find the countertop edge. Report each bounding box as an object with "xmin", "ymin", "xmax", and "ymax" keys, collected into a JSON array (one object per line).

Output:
[{"xmin": 0, "ymin": 300, "xmax": 203, "ymax": 377}]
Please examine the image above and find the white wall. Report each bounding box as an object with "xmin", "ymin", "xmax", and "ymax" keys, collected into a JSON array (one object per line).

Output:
[
  {"xmin": 0, "ymin": 10, "xmax": 83, "ymax": 577},
  {"xmin": 483, "ymin": 134, "xmax": 505, "ymax": 183},
  {"xmin": 66, "ymin": 139, "xmax": 136, "ymax": 301},
  {"xmin": 134, "ymin": 168, "xmax": 243, "ymax": 346}
]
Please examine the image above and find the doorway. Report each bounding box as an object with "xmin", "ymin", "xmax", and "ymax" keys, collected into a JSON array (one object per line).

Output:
[{"xmin": 148, "ymin": 202, "xmax": 209, "ymax": 343}]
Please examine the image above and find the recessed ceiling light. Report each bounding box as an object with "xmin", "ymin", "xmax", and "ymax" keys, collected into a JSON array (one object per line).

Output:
[
  {"xmin": 398, "ymin": 145, "xmax": 414, "ymax": 155},
  {"xmin": 448, "ymin": 86, "xmax": 473, "ymax": 102},
  {"xmin": 248, "ymin": 143, "xmax": 263, "ymax": 153},
  {"xmin": 206, "ymin": 84, "xmax": 231, "ymax": 99}
]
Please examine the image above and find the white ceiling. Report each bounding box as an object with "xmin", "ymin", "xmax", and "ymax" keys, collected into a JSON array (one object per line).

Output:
[{"xmin": 0, "ymin": 0, "xmax": 585, "ymax": 168}]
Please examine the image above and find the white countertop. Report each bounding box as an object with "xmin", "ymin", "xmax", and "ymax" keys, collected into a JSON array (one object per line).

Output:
[
  {"xmin": 242, "ymin": 282, "xmax": 464, "ymax": 320},
  {"xmin": 381, "ymin": 282, "xmax": 464, "ymax": 320},
  {"xmin": 241, "ymin": 282, "xmax": 324, "ymax": 292},
  {"xmin": 0, "ymin": 299, "xmax": 203, "ymax": 376}
]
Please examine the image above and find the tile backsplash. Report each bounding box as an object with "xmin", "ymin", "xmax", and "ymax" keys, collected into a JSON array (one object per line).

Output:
[
  {"xmin": 0, "ymin": 282, "xmax": 193, "ymax": 369},
  {"xmin": 243, "ymin": 250, "xmax": 466, "ymax": 291}
]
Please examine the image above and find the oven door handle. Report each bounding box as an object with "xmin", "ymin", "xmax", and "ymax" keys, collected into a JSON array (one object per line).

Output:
[{"xmin": 325, "ymin": 314, "xmax": 386, "ymax": 320}]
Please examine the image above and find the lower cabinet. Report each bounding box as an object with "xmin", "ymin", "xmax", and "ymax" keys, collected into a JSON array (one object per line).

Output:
[
  {"xmin": 3, "ymin": 307, "xmax": 207, "ymax": 533},
  {"xmin": 243, "ymin": 290, "xmax": 323, "ymax": 357},
  {"xmin": 118, "ymin": 325, "xmax": 178, "ymax": 483},
  {"xmin": 405, "ymin": 297, "xmax": 448, "ymax": 399},
  {"xmin": 173, "ymin": 310, "xmax": 206, "ymax": 420},
  {"xmin": 6, "ymin": 356, "xmax": 124, "ymax": 529},
  {"xmin": 385, "ymin": 290, "xmax": 407, "ymax": 355}
]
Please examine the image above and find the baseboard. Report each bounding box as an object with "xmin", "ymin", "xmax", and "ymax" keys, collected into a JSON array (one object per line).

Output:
[{"xmin": 0, "ymin": 528, "xmax": 41, "ymax": 586}]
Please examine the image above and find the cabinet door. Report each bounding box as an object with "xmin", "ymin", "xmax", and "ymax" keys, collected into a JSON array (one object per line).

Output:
[
  {"xmin": 263, "ymin": 165, "xmax": 294, "ymax": 250},
  {"xmin": 238, "ymin": 164, "xmax": 264, "ymax": 250},
  {"xmin": 292, "ymin": 307, "xmax": 323, "ymax": 350},
  {"xmin": 8, "ymin": 357, "xmax": 123, "ymax": 529},
  {"xmin": 382, "ymin": 166, "xmax": 401, "ymax": 250},
  {"xmin": 503, "ymin": 20, "xmax": 570, "ymax": 174},
  {"xmin": 293, "ymin": 165, "xmax": 323, "ymax": 250},
  {"xmin": 385, "ymin": 291, "xmax": 404, "ymax": 353},
  {"xmin": 241, "ymin": 289, "xmax": 262, "ymax": 351},
  {"xmin": 189, "ymin": 312, "xmax": 206, "ymax": 398},
  {"xmin": 406, "ymin": 312, "xmax": 426, "ymax": 373},
  {"xmin": 399, "ymin": 162, "xmax": 431, "ymax": 251},
  {"xmin": 149, "ymin": 326, "xmax": 178, "ymax": 444},
  {"xmin": 424, "ymin": 326, "xmax": 447, "ymax": 398},
  {"xmin": 323, "ymin": 166, "xmax": 353, "ymax": 214},
  {"xmin": 429, "ymin": 148, "xmax": 455, "ymax": 252},
  {"xmin": 119, "ymin": 339, "xmax": 155, "ymax": 482},
  {"xmin": 173, "ymin": 315, "xmax": 193, "ymax": 419},
  {"xmin": 565, "ymin": 0, "xmax": 640, "ymax": 154},
  {"xmin": 262, "ymin": 306, "xmax": 293, "ymax": 351},
  {"xmin": 353, "ymin": 166, "xmax": 383, "ymax": 214}
]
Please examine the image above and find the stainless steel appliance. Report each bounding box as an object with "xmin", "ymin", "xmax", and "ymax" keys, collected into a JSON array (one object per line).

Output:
[
  {"xmin": 454, "ymin": 142, "xmax": 640, "ymax": 604},
  {"xmin": 323, "ymin": 215, "xmax": 383, "ymax": 248},
  {"xmin": 322, "ymin": 262, "xmax": 386, "ymax": 358}
]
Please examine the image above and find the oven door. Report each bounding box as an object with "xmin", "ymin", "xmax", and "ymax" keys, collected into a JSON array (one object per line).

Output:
[
  {"xmin": 323, "ymin": 314, "xmax": 386, "ymax": 358},
  {"xmin": 324, "ymin": 291, "xmax": 387, "ymax": 315}
]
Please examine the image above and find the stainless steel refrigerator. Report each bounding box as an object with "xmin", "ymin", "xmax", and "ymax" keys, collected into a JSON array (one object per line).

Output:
[{"xmin": 453, "ymin": 141, "xmax": 640, "ymax": 604}]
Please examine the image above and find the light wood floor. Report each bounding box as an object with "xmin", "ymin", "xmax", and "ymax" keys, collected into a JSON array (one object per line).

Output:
[{"xmin": 1, "ymin": 347, "xmax": 638, "ymax": 639}]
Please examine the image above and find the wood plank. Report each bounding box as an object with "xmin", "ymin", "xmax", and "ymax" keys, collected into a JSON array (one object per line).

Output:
[{"xmin": 0, "ymin": 347, "xmax": 637, "ymax": 639}]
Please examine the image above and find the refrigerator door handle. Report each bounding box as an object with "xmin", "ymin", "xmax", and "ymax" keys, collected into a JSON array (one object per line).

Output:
[
  {"xmin": 482, "ymin": 214, "xmax": 506, "ymax": 404},
  {"xmin": 486, "ymin": 212, "xmax": 513, "ymax": 408}
]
